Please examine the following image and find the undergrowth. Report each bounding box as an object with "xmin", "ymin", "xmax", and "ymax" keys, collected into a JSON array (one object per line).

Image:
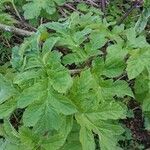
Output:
[{"xmin": 0, "ymin": 0, "xmax": 150, "ymax": 150}]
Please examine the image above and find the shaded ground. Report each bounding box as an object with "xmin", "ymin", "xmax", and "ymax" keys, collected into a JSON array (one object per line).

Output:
[{"xmin": 123, "ymin": 100, "xmax": 150, "ymax": 149}]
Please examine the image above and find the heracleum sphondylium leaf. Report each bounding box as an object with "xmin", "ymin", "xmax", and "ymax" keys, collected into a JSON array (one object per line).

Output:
[
  {"xmin": 68, "ymin": 68, "xmax": 128, "ymax": 150},
  {"xmin": 80, "ymin": 126, "xmax": 95, "ymax": 150},
  {"xmin": 1, "ymin": 10, "xmax": 150, "ymax": 150},
  {"xmin": 126, "ymin": 48, "xmax": 150, "ymax": 79},
  {"xmin": 0, "ymin": 74, "xmax": 16, "ymax": 104},
  {"xmin": 23, "ymin": 0, "xmax": 69, "ymax": 19}
]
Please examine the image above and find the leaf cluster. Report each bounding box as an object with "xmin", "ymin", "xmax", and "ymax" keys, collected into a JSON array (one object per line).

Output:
[{"xmin": 0, "ymin": 1, "xmax": 150, "ymax": 150}]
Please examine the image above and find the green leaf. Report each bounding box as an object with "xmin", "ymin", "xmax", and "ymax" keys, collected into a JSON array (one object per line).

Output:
[
  {"xmin": 96, "ymin": 120, "xmax": 124, "ymax": 136},
  {"xmin": 92, "ymin": 44, "xmax": 127, "ymax": 78},
  {"xmin": 70, "ymin": 69, "xmax": 133, "ymax": 114},
  {"xmin": 47, "ymin": 62, "xmax": 73, "ymax": 93},
  {"xmin": 125, "ymin": 28, "xmax": 149, "ymax": 48},
  {"xmin": 17, "ymin": 82, "xmax": 46, "ymax": 108},
  {"xmin": 92, "ymin": 56, "xmax": 125, "ymax": 78},
  {"xmin": 13, "ymin": 70, "xmax": 42, "ymax": 85},
  {"xmin": 112, "ymin": 80, "xmax": 134, "ymax": 98},
  {"xmin": 142, "ymin": 93, "xmax": 150, "ymax": 113},
  {"xmin": 86, "ymin": 101, "xmax": 127, "ymax": 121},
  {"xmin": 23, "ymin": 0, "xmax": 55, "ymax": 19},
  {"xmin": 0, "ymin": 99, "xmax": 16, "ymax": 119},
  {"xmin": 49, "ymin": 91, "xmax": 77, "ymax": 115},
  {"xmin": 69, "ymin": 69, "xmax": 100, "ymax": 112},
  {"xmin": 23, "ymin": 0, "xmax": 69, "ymax": 19},
  {"xmin": 19, "ymin": 127, "xmax": 40, "ymax": 149},
  {"xmin": 126, "ymin": 48, "xmax": 150, "ymax": 79},
  {"xmin": 134, "ymin": 72, "xmax": 149, "ymax": 102},
  {"xmin": 42, "ymin": 134, "xmax": 67, "ymax": 150},
  {"xmin": 45, "ymin": 15, "xmax": 108, "ymax": 65},
  {"xmin": 23, "ymin": 102, "xmax": 44, "ymax": 127},
  {"xmin": 97, "ymin": 121, "xmax": 124, "ymax": 150},
  {"xmin": 62, "ymin": 142, "xmax": 82, "ymax": 150},
  {"xmin": 3, "ymin": 119, "xmax": 19, "ymax": 143},
  {"xmin": 0, "ymin": 74, "xmax": 16, "ymax": 104},
  {"xmin": 135, "ymin": 7, "xmax": 150, "ymax": 33},
  {"xmin": 0, "ymin": 13, "xmax": 16, "ymax": 25},
  {"xmin": 42, "ymin": 37, "xmax": 59, "ymax": 53},
  {"xmin": 103, "ymin": 44, "xmax": 127, "ymax": 78},
  {"xmin": 73, "ymin": 28, "xmax": 92, "ymax": 45},
  {"xmin": 54, "ymin": 0, "xmax": 67, "ymax": 5},
  {"xmin": 76, "ymin": 113, "xmax": 124, "ymax": 150},
  {"xmin": 125, "ymin": 28, "xmax": 136, "ymax": 47},
  {"xmin": 144, "ymin": 117, "xmax": 150, "ymax": 130},
  {"xmin": 22, "ymin": 80, "xmax": 77, "ymax": 127},
  {"xmin": 42, "ymin": 37, "xmax": 59, "ymax": 54},
  {"xmin": 0, "ymin": 141, "xmax": 21, "ymax": 150},
  {"xmin": 2, "ymin": 9, "xmax": 149, "ymax": 150},
  {"xmin": 89, "ymin": 32, "xmax": 107, "ymax": 50},
  {"xmin": 45, "ymin": 22, "xmax": 68, "ymax": 34},
  {"xmin": 99, "ymin": 131, "xmax": 122, "ymax": 150},
  {"xmin": 80, "ymin": 126, "xmax": 95, "ymax": 150},
  {"xmin": 61, "ymin": 121, "xmax": 82, "ymax": 150},
  {"xmin": 34, "ymin": 105, "xmax": 61, "ymax": 131},
  {"xmin": 127, "ymin": 57, "xmax": 144, "ymax": 80},
  {"xmin": 41, "ymin": 116, "xmax": 73, "ymax": 150}
]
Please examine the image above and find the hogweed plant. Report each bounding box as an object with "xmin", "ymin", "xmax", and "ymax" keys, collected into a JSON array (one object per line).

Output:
[{"xmin": 0, "ymin": 1, "xmax": 150, "ymax": 150}]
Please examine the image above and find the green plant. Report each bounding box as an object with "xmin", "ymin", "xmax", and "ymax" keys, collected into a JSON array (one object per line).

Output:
[
  {"xmin": 135, "ymin": 0, "xmax": 150, "ymax": 33},
  {"xmin": 23, "ymin": 0, "xmax": 71, "ymax": 20},
  {"xmin": 1, "ymin": 12, "xmax": 148, "ymax": 150},
  {"xmin": 0, "ymin": 0, "xmax": 150, "ymax": 150}
]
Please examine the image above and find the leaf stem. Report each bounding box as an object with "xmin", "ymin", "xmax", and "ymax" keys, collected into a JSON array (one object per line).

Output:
[
  {"xmin": 117, "ymin": 0, "xmax": 143, "ymax": 25},
  {"xmin": 100, "ymin": 0, "xmax": 106, "ymax": 14},
  {"xmin": 11, "ymin": 0, "xmax": 22, "ymax": 21},
  {"xmin": 0, "ymin": 23, "xmax": 34, "ymax": 36}
]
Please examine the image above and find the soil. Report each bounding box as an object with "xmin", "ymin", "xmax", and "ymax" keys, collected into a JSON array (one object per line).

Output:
[{"xmin": 123, "ymin": 100, "xmax": 150, "ymax": 149}]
